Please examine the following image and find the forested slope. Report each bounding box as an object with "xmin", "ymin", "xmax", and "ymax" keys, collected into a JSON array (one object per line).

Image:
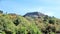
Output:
[{"xmin": 0, "ymin": 10, "xmax": 60, "ymax": 34}]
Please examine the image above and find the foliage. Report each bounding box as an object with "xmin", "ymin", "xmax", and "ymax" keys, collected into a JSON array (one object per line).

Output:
[{"xmin": 0, "ymin": 11, "xmax": 41, "ymax": 34}]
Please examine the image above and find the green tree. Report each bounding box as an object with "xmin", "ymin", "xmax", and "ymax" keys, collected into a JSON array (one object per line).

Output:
[{"xmin": 0, "ymin": 10, "xmax": 3, "ymax": 14}]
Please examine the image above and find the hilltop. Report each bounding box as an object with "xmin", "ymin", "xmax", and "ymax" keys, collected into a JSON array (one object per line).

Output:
[{"xmin": 24, "ymin": 12, "xmax": 45, "ymax": 18}]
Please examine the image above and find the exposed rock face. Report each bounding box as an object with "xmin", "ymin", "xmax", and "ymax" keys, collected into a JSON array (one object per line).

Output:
[{"xmin": 23, "ymin": 12, "xmax": 45, "ymax": 18}]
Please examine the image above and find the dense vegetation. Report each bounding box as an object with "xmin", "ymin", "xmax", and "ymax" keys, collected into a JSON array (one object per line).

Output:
[
  {"xmin": 0, "ymin": 10, "xmax": 60, "ymax": 34},
  {"xmin": 0, "ymin": 10, "xmax": 42, "ymax": 34}
]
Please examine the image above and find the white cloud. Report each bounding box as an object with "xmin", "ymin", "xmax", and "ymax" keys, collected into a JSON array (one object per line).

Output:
[{"xmin": 44, "ymin": 11, "xmax": 54, "ymax": 16}]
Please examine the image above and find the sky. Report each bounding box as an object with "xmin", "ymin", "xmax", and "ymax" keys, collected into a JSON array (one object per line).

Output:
[{"xmin": 0, "ymin": 0, "xmax": 60, "ymax": 18}]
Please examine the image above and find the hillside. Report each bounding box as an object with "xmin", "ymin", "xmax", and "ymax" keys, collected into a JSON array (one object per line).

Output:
[
  {"xmin": 24, "ymin": 12, "xmax": 60, "ymax": 34},
  {"xmin": 0, "ymin": 10, "xmax": 60, "ymax": 34}
]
